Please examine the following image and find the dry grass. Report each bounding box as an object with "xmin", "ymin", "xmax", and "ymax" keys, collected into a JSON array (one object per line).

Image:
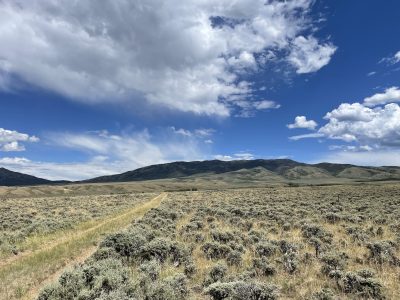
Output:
[
  {"xmin": 6, "ymin": 183, "xmax": 400, "ymax": 299},
  {"xmin": 0, "ymin": 192, "xmax": 156, "ymax": 260},
  {"xmin": 0, "ymin": 193, "xmax": 165, "ymax": 300}
]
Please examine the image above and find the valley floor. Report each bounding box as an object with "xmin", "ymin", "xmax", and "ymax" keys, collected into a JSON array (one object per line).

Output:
[
  {"xmin": 0, "ymin": 193, "xmax": 165, "ymax": 300},
  {"xmin": 2, "ymin": 183, "xmax": 400, "ymax": 299}
]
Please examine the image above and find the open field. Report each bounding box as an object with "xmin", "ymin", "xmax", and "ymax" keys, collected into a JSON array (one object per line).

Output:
[
  {"xmin": 31, "ymin": 183, "xmax": 400, "ymax": 299},
  {"xmin": 0, "ymin": 192, "xmax": 162, "ymax": 300},
  {"xmin": 0, "ymin": 192, "xmax": 157, "ymax": 259}
]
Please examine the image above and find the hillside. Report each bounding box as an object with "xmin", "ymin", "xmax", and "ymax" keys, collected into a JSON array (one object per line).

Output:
[
  {"xmin": 1, "ymin": 159, "xmax": 400, "ymax": 187},
  {"xmin": 85, "ymin": 159, "xmax": 400, "ymax": 183},
  {"xmin": 84, "ymin": 159, "xmax": 302, "ymax": 183},
  {"xmin": 0, "ymin": 167, "xmax": 51, "ymax": 186}
]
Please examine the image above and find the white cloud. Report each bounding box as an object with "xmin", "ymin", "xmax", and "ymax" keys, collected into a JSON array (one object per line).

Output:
[
  {"xmin": 1, "ymin": 141, "xmax": 25, "ymax": 152},
  {"xmin": 0, "ymin": 128, "xmax": 39, "ymax": 152},
  {"xmin": 319, "ymin": 103, "xmax": 400, "ymax": 145},
  {"xmin": 0, "ymin": 156, "xmax": 119, "ymax": 180},
  {"xmin": 0, "ymin": 129, "xmax": 210, "ymax": 180},
  {"xmin": 363, "ymin": 87, "xmax": 400, "ymax": 107},
  {"xmin": 214, "ymin": 155, "xmax": 234, "ymax": 161},
  {"xmin": 395, "ymin": 51, "xmax": 400, "ymax": 63},
  {"xmin": 194, "ymin": 128, "xmax": 215, "ymax": 137},
  {"xmin": 214, "ymin": 152, "xmax": 254, "ymax": 161},
  {"xmin": 288, "ymin": 36, "xmax": 336, "ymax": 74},
  {"xmin": 328, "ymin": 145, "xmax": 373, "ymax": 152},
  {"xmin": 235, "ymin": 100, "xmax": 280, "ymax": 117},
  {"xmin": 234, "ymin": 152, "xmax": 255, "ymax": 160},
  {"xmin": 170, "ymin": 127, "xmax": 193, "ymax": 137},
  {"xmin": 289, "ymin": 133, "xmax": 324, "ymax": 140},
  {"xmin": 380, "ymin": 51, "xmax": 400, "ymax": 65},
  {"xmin": 314, "ymin": 149, "xmax": 400, "ymax": 167},
  {"xmin": 170, "ymin": 127, "xmax": 215, "ymax": 139},
  {"xmin": 51, "ymin": 130, "xmax": 207, "ymax": 167},
  {"xmin": 287, "ymin": 115, "xmax": 317, "ymax": 130},
  {"xmin": 289, "ymin": 88, "xmax": 400, "ymax": 150},
  {"xmin": 0, "ymin": 0, "xmax": 335, "ymax": 117},
  {"xmin": 253, "ymin": 100, "xmax": 281, "ymax": 110},
  {"xmin": 0, "ymin": 157, "xmax": 31, "ymax": 164},
  {"xmin": 325, "ymin": 102, "xmax": 376, "ymax": 122}
]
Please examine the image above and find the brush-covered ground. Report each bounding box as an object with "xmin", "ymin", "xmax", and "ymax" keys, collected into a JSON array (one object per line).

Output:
[
  {"xmin": 0, "ymin": 192, "xmax": 162, "ymax": 300},
  {"xmin": 37, "ymin": 184, "xmax": 400, "ymax": 299},
  {"xmin": 0, "ymin": 193, "xmax": 156, "ymax": 259}
]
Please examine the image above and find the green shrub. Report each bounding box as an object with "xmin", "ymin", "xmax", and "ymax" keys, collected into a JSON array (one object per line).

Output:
[
  {"xmin": 100, "ymin": 231, "xmax": 146, "ymax": 260},
  {"xmin": 139, "ymin": 260, "xmax": 161, "ymax": 280},
  {"xmin": 341, "ymin": 270, "xmax": 385, "ymax": 299},
  {"xmin": 201, "ymin": 242, "xmax": 231, "ymax": 260},
  {"xmin": 144, "ymin": 274, "xmax": 188, "ymax": 300},
  {"xmin": 204, "ymin": 262, "xmax": 228, "ymax": 286},
  {"xmin": 255, "ymin": 242, "xmax": 277, "ymax": 257},
  {"xmin": 226, "ymin": 250, "xmax": 243, "ymax": 266},
  {"xmin": 310, "ymin": 288, "xmax": 335, "ymax": 300},
  {"xmin": 366, "ymin": 241, "xmax": 400, "ymax": 265},
  {"xmin": 205, "ymin": 281, "xmax": 279, "ymax": 300},
  {"xmin": 320, "ymin": 252, "xmax": 346, "ymax": 275},
  {"xmin": 252, "ymin": 258, "xmax": 276, "ymax": 276}
]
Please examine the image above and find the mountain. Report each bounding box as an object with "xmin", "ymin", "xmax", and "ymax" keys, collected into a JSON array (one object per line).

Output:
[
  {"xmin": 0, "ymin": 167, "xmax": 52, "ymax": 186},
  {"xmin": 85, "ymin": 159, "xmax": 302, "ymax": 183},
  {"xmin": 85, "ymin": 159, "xmax": 400, "ymax": 184},
  {"xmin": 2, "ymin": 159, "xmax": 400, "ymax": 187}
]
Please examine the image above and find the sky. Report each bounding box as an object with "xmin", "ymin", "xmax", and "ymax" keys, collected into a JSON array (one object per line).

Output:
[{"xmin": 0, "ymin": 0, "xmax": 400, "ymax": 180}]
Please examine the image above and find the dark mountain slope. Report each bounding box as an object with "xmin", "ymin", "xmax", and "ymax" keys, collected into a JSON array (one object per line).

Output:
[
  {"xmin": 0, "ymin": 167, "xmax": 51, "ymax": 186},
  {"xmin": 86, "ymin": 159, "xmax": 304, "ymax": 183},
  {"xmin": 85, "ymin": 159, "xmax": 400, "ymax": 184}
]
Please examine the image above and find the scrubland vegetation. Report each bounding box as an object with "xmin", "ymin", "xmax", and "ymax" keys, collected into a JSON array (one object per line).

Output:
[
  {"xmin": 36, "ymin": 184, "xmax": 400, "ymax": 299},
  {"xmin": 0, "ymin": 193, "xmax": 154, "ymax": 258},
  {"xmin": 0, "ymin": 192, "xmax": 159, "ymax": 300}
]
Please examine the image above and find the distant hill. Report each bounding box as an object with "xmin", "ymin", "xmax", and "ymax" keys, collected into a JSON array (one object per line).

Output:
[
  {"xmin": 2, "ymin": 159, "xmax": 400, "ymax": 187},
  {"xmin": 85, "ymin": 159, "xmax": 400, "ymax": 184},
  {"xmin": 0, "ymin": 167, "xmax": 52, "ymax": 186}
]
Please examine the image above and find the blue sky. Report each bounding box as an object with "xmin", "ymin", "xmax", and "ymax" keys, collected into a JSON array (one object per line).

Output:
[{"xmin": 0, "ymin": 0, "xmax": 400, "ymax": 180}]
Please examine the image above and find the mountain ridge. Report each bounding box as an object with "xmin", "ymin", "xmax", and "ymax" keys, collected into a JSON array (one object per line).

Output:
[
  {"xmin": 84, "ymin": 159, "xmax": 400, "ymax": 184},
  {"xmin": 1, "ymin": 159, "xmax": 400, "ymax": 186},
  {"xmin": 0, "ymin": 167, "xmax": 52, "ymax": 186}
]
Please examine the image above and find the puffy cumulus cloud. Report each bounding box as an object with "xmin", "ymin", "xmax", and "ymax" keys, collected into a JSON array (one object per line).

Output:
[
  {"xmin": 288, "ymin": 36, "xmax": 336, "ymax": 74},
  {"xmin": 0, "ymin": 0, "xmax": 335, "ymax": 117},
  {"xmin": 324, "ymin": 103, "xmax": 376, "ymax": 122},
  {"xmin": 0, "ymin": 129, "xmax": 210, "ymax": 180},
  {"xmin": 291, "ymin": 103, "xmax": 400, "ymax": 146},
  {"xmin": 320, "ymin": 103, "xmax": 400, "ymax": 145},
  {"xmin": 1, "ymin": 141, "xmax": 25, "ymax": 152},
  {"xmin": 289, "ymin": 88, "xmax": 400, "ymax": 150},
  {"xmin": 363, "ymin": 87, "xmax": 400, "ymax": 107},
  {"xmin": 287, "ymin": 115, "xmax": 317, "ymax": 130},
  {"xmin": 0, "ymin": 128, "xmax": 39, "ymax": 152}
]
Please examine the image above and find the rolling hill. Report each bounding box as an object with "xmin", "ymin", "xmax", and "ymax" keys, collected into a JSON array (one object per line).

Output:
[
  {"xmin": 1, "ymin": 159, "xmax": 400, "ymax": 187},
  {"xmin": 85, "ymin": 159, "xmax": 400, "ymax": 184},
  {"xmin": 0, "ymin": 167, "xmax": 52, "ymax": 186}
]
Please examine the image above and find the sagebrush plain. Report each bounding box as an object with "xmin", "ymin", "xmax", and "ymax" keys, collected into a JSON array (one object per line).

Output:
[{"xmin": 2, "ymin": 182, "xmax": 399, "ymax": 299}]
